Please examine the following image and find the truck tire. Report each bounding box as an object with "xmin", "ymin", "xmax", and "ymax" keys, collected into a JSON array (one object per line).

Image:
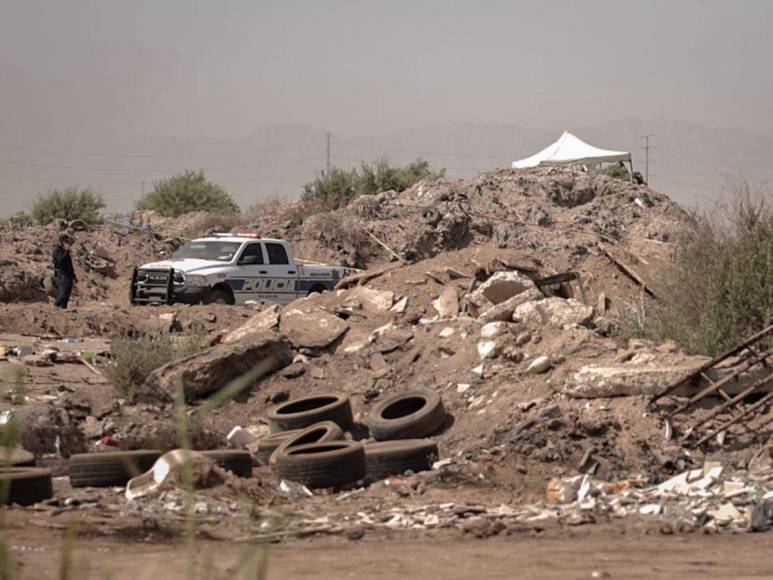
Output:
[
  {"xmin": 0, "ymin": 447, "xmax": 35, "ymax": 467},
  {"xmin": 255, "ymin": 430, "xmax": 302, "ymax": 465},
  {"xmin": 266, "ymin": 394, "xmax": 353, "ymax": 433},
  {"xmin": 0, "ymin": 468, "xmax": 53, "ymax": 506},
  {"xmin": 364, "ymin": 439, "xmax": 438, "ymax": 482},
  {"xmin": 205, "ymin": 288, "xmax": 234, "ymax": 305},
  {"xmin": 272, "ymin": 441, "xmax": 365, "ymax": 489},
  {"xmin": 367, "ymin": 390, "xmax": 446, "ymax": 441},
  {"xmin": 307, "ymin": 283, "xmax": 328, "ymax": 296},
  {"xmin": 69, "ymin": 450, "xmax": 162, "ymax": 487},
  {"xmin": 199, "ymin": 450, "xmax": 253, "ymax": 477},
  {"xmin": 268, "ymin": 421, "xmax": 344, "ymax": 466}
]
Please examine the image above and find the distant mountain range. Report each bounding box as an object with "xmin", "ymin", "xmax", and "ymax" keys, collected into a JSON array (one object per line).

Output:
[{"xmin": 1, "ymin": 119, "xmax": 772, "ymax": 216}]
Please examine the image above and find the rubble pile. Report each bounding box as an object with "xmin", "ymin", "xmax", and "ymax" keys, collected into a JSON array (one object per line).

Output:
[
  {"xmin": 0, "ymin": 166, "xmax": 770, "ymax": 547},
  {"xmin": 0, "ymin": 220, "xmax": 180, "ymax": 304},
  {"xmin": 266, "ymin": 166, "xmax": 687, "ymax": 280}
]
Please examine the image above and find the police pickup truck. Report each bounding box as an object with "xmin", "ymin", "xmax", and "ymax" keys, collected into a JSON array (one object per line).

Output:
[{"xmin": 130, "ymin": 234, "xmax": 347, "ymax": 305}]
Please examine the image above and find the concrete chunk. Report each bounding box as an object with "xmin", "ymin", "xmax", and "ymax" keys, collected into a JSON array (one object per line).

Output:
[
  {"xmin": 142, "ymin": 331, "xmax": 293, "ymax": 402},
  {"xmin": 477, "ymin": 288, "xmax": 544, "ymax": 323},
  {"xmin": 223, "ymin": 304, "xmax": 281, "ymax": 343},
  {"xmin": 347, "ymin": 286, "xmax": 394, "ymax": 313},
  {"xmin": 475, "ymin": 271, "xmax": 537, "ymax": 305},
  {"xmin": 280, "ymin": 306, "xmax": 349, "ymax": 349},
  {"xmin": 513, "ymin": 297, "xmax": 593, "ymax": 328},
  {"xmin": 432, "ymin": 286, "xmax": 459, "ymax": 318}
]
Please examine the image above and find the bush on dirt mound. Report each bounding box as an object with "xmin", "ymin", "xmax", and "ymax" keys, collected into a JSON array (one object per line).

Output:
[
  {"xmin": 301, "ymin": 157, "xmax": 444, "ymax": 211},
  {"xmin": 136, "ymin": 170, "xmax": 239, "ymax": 218},
  {"xmin": 31, "ymin": 187, "xmax": 105, "ymax": 225},
  {"xmin": 629, "ymin": 182, "xmax": 773, "ymax": 355}
]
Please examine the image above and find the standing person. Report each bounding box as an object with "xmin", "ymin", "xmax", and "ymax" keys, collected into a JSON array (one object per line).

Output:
[{"xmin": 52, "ymin": 232, "xmax": 76, "ymax": 309}]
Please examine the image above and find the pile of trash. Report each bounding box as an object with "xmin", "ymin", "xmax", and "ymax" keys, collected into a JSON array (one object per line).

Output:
[{"xmin": 545, "ymin": 453, "xmax": 773, "ymax": 532}]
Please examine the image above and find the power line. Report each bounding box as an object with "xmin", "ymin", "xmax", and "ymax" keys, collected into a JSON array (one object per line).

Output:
[
  {"xmin": 0, "ymin": 156, "xmax": 322, "ymax": 174},
  {"xmin": 0, "ymin": 142, "xmax": 319, "ymax": 160}
]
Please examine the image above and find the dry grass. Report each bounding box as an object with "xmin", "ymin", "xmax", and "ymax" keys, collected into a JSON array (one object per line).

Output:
[
  {"xmin": 622, "ymin": 179, "xmax": 772, "ymax": 355},
  {"xmin": 102, "ymin": 332, "xmax": 208, "ymax": 398}
]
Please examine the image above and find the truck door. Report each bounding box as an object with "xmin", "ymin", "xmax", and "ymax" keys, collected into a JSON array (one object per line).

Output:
[
  {"xmin": 263, "ymin": 242, "xmax": 297, "ymax": 304},
  {"xmin": 235, "ymin": 242, "xmax": 267, "ymax": 303}
]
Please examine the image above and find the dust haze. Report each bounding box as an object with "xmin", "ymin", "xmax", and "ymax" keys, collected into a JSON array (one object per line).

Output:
[{"xmin": 1, "ymin": 0, "xmax": 773, "ymax": 213}]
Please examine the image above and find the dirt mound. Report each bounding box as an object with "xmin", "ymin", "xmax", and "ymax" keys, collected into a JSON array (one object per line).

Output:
[
  {"xmin": 250, "ymin": 166, "xmax": 688, "ymax": 272},
  {"xmin": 0, "ymin": 221, "xmax": 181, "ymax": 304}
]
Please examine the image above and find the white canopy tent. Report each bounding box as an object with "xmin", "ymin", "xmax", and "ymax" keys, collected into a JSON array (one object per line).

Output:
[{"xmin": 512, "ymin": 131, "xmax": 632, "ymax": 170}]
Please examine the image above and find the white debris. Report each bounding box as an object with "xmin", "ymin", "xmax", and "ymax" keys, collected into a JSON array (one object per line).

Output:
[{"xmin": 526, "ymin": 355, "xmax": 552, "ymax": 374}]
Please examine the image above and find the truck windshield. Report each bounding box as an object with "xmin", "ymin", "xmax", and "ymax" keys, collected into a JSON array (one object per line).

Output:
[{"xmin": 172, "ymin": 241, "xmax": 241, "ymax": 262}]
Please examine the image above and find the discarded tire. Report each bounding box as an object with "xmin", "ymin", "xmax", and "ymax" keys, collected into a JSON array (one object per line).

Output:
[
  {"xmin": 255, "ymin": 430, "xmax": 302, "ymax": 465},
  {"xmin": 269, "ymin": 421, "xmax": 344, "ymax": 466},
  {"xmin": 364, "ymin": 439, "xmax": 439, "ymax": 482},
  {"xmin": 69, "ymin": 450, "xmax": 162, "ymax": 488},
  {"xmin": 0, "ymin": 447, "xmax": 35, "ymax": 468},
  {"xmin": 420, "ymin": 208, "xmax": 442, "ymax": 226},
  {"xmin": 0, "ymin": 468, "xmax": 53, "ymax": 506},
  {"xmin": 367, "ymin": 390, "xmax": 446, "ymax": 441},
  {"xmin": 273, "ymin": 441, "xmax": 365, "ymax": 489},
  {"xmin": 266, "ymin": 394, "xmax": 353, "ymax": 433},
  {"xmin": 199, "ymin": 450, "xmax": 253, "ymax": 477}
]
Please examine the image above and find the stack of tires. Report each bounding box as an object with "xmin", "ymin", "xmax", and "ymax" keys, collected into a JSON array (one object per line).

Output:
[{"xmin": 260, "ymin": 389, "xmax": 446, "ymax": 489}]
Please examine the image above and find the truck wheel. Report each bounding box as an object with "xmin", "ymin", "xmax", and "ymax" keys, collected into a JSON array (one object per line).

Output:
[
  {"xmin": 307, "ymin": 284, "xmax": 328, "ymax": 296},
  {"xmin": 205, "ymin": 288, "xmax": 234, "ymax": 305}
]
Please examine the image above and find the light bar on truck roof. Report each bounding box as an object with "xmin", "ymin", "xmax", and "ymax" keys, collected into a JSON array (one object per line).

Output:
[{"xmin": 210, "ymin": 232, "xmax": 260, "ymax": 238}]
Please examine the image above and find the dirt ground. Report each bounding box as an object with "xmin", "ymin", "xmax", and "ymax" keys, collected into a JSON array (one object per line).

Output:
[{"xmin": 6, "ymin": 522, "xmax": 773, "ymax": 580}]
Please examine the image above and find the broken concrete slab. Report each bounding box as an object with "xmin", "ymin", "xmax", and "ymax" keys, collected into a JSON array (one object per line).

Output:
[
  {"xmin": 513, "ymin": 297, "xmax": 594, "ymax": 329},
  {"xmin": 471, "ymin": 271, "xmax": 538, "ymax": 306},
  {"xmin": 223, "ymin": 304, "xmax": 280, "ymax": 344},
  {"xmin": 347, "ymin": 286, "xmax": 395, "ymax": 313},
  {"xmin": 141, "ymin": 331, "xmax": 293, "ymax": 402},
  {"xmin": 389, "ymin": 296, "xmax": 409, "ymax": 314},
  {"xmin": 477, "ymin": 287, "xmax": 544, "ymax": 323},
  {"xmin": 566, "ymin": 360, "xmax": 708, "ymax": 398},
  {"xmin": 280, "ymin": 306, "xmax": 349, "ymax": 349},
  {"xmin": 480, "ymin": 321, "xmax": 511, "ymax": 339},
  {"xmin": 432, "ymin": 286, "xmax": 459, "ymax": 318},
  {"xmin": 477, "ymin": 340, "xmax": 502, "ymax": 360}
]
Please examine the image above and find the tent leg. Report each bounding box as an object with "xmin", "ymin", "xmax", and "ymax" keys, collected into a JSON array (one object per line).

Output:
[{"xmin": 628, "ymin": 160, "xmax": 634, "ymax": 183}]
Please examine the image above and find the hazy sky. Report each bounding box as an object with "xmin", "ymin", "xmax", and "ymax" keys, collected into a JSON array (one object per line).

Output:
[{"xmin": 1, "ymin": 0, "xmax": 772, "ymax": 212}]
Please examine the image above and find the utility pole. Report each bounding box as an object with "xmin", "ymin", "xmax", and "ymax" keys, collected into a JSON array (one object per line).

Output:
[
  {"xmin": 325, "ymin": 131, "xmax": 331, "ymax": 176},
  {"xmin": 642, "ymin": 135, "xmax": 653, "ymax": 184}
]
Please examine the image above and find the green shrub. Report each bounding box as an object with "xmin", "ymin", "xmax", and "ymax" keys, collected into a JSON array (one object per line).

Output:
[
  {"xmin": 137, "ymin": 170, "xmax": 239, "ymax": 217},
  {"xmin": 103, "ymin": 332, "xmax": 208, "ymax": 397},
  {"xmin": 2, "ymin": 211, "xmax": 34, "ymax": 229},
  {"xmin": 601, "ymin": 163, "xmax": 630, "ymax": 181},
  {"xmin": 31, "ymin": 187, "xmax": 105, "ymax": 225},
  {"xmin": 301, "ymin": 157, "xmax": 444, "ymax": 211},
  {"xmin": 624, "ymin": 180, "xmax": 772, "ymax": 355},
  {"xmin": 182, "ymin": 212, "xmax": 243, "ymax": 238}
]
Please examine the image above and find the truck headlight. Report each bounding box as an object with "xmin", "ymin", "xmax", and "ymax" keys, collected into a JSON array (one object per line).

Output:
[
  {"xmin": 173, "ymin": 271, "xmax": 185, "ymax": 286},
  {"xmin": 187, "ymin": 275, "xmax": 208, "ymax": 287}
]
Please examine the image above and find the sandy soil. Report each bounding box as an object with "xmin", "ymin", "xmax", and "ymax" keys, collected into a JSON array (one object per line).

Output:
[{"xmin": 6, "ymin": 522, "xmax": 773, "ymax": 580}]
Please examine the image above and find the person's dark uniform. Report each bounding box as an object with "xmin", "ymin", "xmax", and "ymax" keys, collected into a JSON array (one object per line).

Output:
[{"xmin": 52, "ymin": 233, "xmax": 76, "ymax": 309}]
